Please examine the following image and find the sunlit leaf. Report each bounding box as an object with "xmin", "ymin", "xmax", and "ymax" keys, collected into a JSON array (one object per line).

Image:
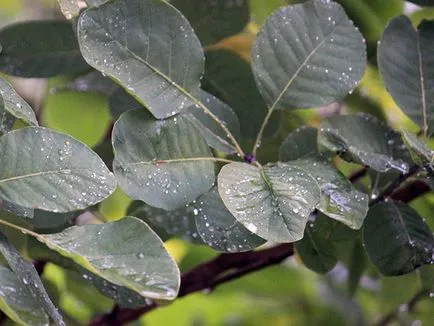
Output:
[
  {"xmin": 78, "ymin": 0, "xmax": 204, "ymax": 119},
  {"xmin": 218, "ymin": 162, "xmax": 321, "ymax": 242},
  {"xmin": 0, "ymin": 266, "xmax": 49, "ymax": 326},
  {"xmin": 401, "ymin": 129, "xmax": 434, "ymax": 166},
  {"xmin": 287, "ymin": 157, "xmax": 368, "ymax": 229},
  {"xmin": 57, "ymin": 0, "xmax": 80, "ymax": 19},
  {"xmin": 171, "ymin": 0, "xmax": 250, "ymax": 46},
  {"xmin": 318, "ymin": 114, "xmax": 410, "ymax": 174},
  {"xmin": 378, "ymin": 16, "xmax": 434, "ymax": 134},
  {"xmin": 34, "ymin": 217, "xmax": 180, "ymax": 300},
  {"xmin": 363, "ymin": 201, "xmax": 434, "ymax": 276},
  {"xmin": 251, "ymin": 0, "xmax": 366, "ymax": 110},
  {"xmin": 0, "ymin": 21, "xmax": 88, "ymax": 77},
  {"xmin": 112, "ymin": 109, "xmax": 214, "ymax": 210},
  {"xmin": 0, "ymin": 232, "xmax": 65, "ymax": 325},
  {"xmin": 279, "ymin": 126, "xmax": 318, "ymax": 161},
  {"xmin": 0, "ymin": 127, "xmax": 116, "ymax": 212},
  {"xmin": 195, "ymin": 187, "xmax": 266, "ymax": 252}
]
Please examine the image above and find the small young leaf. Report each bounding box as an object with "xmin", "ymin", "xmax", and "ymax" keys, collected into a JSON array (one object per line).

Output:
[
  {"xmin": 295, "ymin": 220, "xmax": 337, "ymax": 274},
  {"xmin": 363, "ymin": 201, "xmax": 434, "ymax": 276},
  {"xmin": 0, "ymin": 77, "xmax": 38, "ymax": 127},
  {"xmin": 318, "ymin": 114, "xmax": 410, "ymax": 174},
  {"xmin": 195, "ymin": 187, "xmax": 266, "ymax": 252},
  {"xmin": 0, "ymin": 127, "xmax": 116, "ymax": 212},
  {"xmin": 218, "ymin": 162, "xmax": 321, "ymax": 242},
  {"xmin": 34, "ymin": 217, "xmax": 180, "ymax": 300},
  {"xmin": 378, "ymin": 16, "xmax": 434, "ymax": 134},
  {"xmin": 0, "ymin": 266, "xmax": 49, "ymax": 326},
  {"xmin": 251, "ymin": 0, "xmax": 366, "ymax": 110},
  {"xmin": 171, "ymin": 0, "xmax": 249, "ymax": 46},
  {"xmin": 112, "ymin": 109, "xmax": 214, "ymax": 210},
  {"xmin": 279, "ymin": 126, "xmax": 318, "ymax": 161},
  {"xmin": 0, "ymin": 21, "xmax": 88, "ymax": 77},
  {"xmin": 0, "ymin": 232, "xmax": 65, "ymax": 325},
  {"xmin": 401, "ymin": 130, "xmax": 434, "ymax": 166},
  {"xmin": 78, "ymin": 0, "xmax": 204, "ymax": 119},
  {"xmin": 287, "ymin": 157, "xmax": 369, "ymax": 229}
]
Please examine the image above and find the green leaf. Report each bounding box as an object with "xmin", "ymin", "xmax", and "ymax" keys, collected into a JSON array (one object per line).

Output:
[
  {"xmin": 0, "ymin": 232, "xmax": 65, "ymax": 325},
  {"xmin": 109, "ymin": 88, "xmax": 142, "ymax": 120},
  {"xmin": 203, "ymin": 49, "xmax": 275, "ymax": 139},
  {"xmin": 295, "ymin": 219, "xmax": 337, "ymax": 274},
  {"xmin": 37, "ymin": 217, "xmax": 180, "ymax": 300},
  {"xmin": 78, "ymin": 0, "xmax": 204, "ymax": 119},
  {"xmin": 0, "ymin": 127, "xmax": 116, "ymax": 212},
  {"xmin": 378, "ymin": 16, "xmax": 434, "ymax": 134},
  {"xmin": 28, "ymin": 210, "xmax": 73, "ymax": 232},
  {"xmin": 347, "ymin": 239, "xmax": 367, "ymax": 297},
  {"xmin": 56, "ymin": 70, "xmax": 118, "ymax": 94},
  {"xmin": 279, "ymin": 126, "xmax": 318, "ymax": 161},
  {"xmin": 401, "ymin": 129, "xmax": 434, "ymax": 166},
  {"xmin": 0, "ymin": 97, "xmax": 15, "ymax": 136},
  {"xmin": 362, "ymin": 201, "xmax": 434, "ymax": 276},
  {"xmin": 171, "ymin": 0, "xmax": 250, "ymax": 46},
  {"xmin": 0, "ymin": 266, "xmax": 49, "ymax": 326},
  {"xmin": 407, "ymin": 0, "xmax": 434, "ymax": 6},
  {"xmin": 127, "ymin": 201, "xmax": 202, "ymax": 243},
  {"xmin": 0, "ymin": 21, "xmax": 88, "ymax": 77},
  {"xmin": 218, "ymin": 162, "xmax": 321, "ymax": 242},
  {"xmin": 43, "ymin": 91, "xmax": 111, "ymax": 148},
  {"xmin": 251, "ymin": 0, "xmax": 366, "ymax": 110},
  {"xmin": 318, "ymin": 114, "xmax": 410, "ymax": 174},
  {"xmin": 418, "ymin": 264, "xmax": 434, "ymax": 291},
  {"xmin": 112, "ymin": 109, "xmax": 215, "ymax": 210},
  {"xmin": 287, "ymin": 157, "xmax": 368, "ymax": 229},
  {"xmin": 184, "ymin": 90, "xmax": 240, "ymax": 154},
  {"xmin": 195, "ymin": 187, "xmax": 266, "ymax": 252},
  {"xmin": 1, "ymin": 200, "xmax": 33, "ymax": 218},
  {"xmin": 0, "ymin": 77, "xmax": 38, "ymax": 127}
]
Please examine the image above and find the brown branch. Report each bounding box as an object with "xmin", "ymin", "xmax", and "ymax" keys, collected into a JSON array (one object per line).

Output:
[
  {"xmin": 374, "ymin": 289, "xmax": 430, "ymax": 326},
  {"xmin": 89, "ymin": 243, "xmax": 294, "ymax": 326}
]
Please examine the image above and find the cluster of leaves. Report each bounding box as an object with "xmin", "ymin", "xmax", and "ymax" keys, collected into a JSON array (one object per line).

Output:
[{"xmin": 0, "ymin": 0, "xmax": 432, "ymax": 324}]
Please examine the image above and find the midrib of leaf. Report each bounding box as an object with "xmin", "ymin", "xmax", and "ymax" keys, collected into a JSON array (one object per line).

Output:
[
  {"xmin": 98, "ymin": 24, "xmax": 244, "ymax": 156},
  {"xmin": 391, "ymin": 203, "xmax": 417, "ymax": 264},
  {"xmin": 124, "ymin": 156, "xmax": 234, "ymax": 167},
  {"xmin": 416, "ymin": 32, "xmax": 428, "ymax": 136},
  {"xmin": 0, "ymin": 169, "xmax": 76, "ymax": 184},
  {"xmin": 252, "ymin": 28, "xmax": 333, "ymax": 154}
]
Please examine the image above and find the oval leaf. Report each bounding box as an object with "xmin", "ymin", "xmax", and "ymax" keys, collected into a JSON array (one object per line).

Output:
[
  {"xmin": 195, "ymin": 187, "xmax": 266, "ymax": 252},
  {"xmin": 36, "ymin": 217, "xmax": 180, "ymax": 300},
  {"xmin": 0, "ymin": 127, "xmax": 116, "ymax": 212},
  {"xmin": 362, "ymin": 201, "xmax": 434, "ymax": 276},
  {"xmin": 318, "ymin": 114, "xmax": 410, "ymax": 174},
  {"xmin": 379, "ymin": 16, "xmax": 434, "ymax": 134},
  {"xmin": 78, "ymin": 0, "xmax": 204, "ymax": 119},
  {"xmin": 251, "ymin": 0, "xmax": 366, "ymax": 110},
  {"xmin": 112, "ymin": 109, "xmax": 215, "ymax": 210},
  {"xmin": 287, "ymin": 157, "xmax": 368, "ymax": 229},
  {"xmin": 279, "ymin": 126, "xmax": 318, "ymax": 161},
  {"xmin": 0, "ymin": 267, "xmax": 49, "ymax": 326},
  {"xmin": 218, "ymin": 162, "xmax": 321, "ymax": 242},
  {"xmin": 0, "ymin": 21, "xmax": 88, "ymax": 77}
]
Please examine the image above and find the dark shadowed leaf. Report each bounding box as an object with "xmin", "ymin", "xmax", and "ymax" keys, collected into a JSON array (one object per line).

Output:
[
  {"xmin": 363, "ymin": 201, "xmax": 434, "ymax": 276},
  {"xmin": 0, "ymin": 232, "xmax": 64, "ymax": 325},
  {"xmin": 279, "ymin": 126, "xmax": 318, "ymax": 161},
  {"xmin": 109, "ymin": 88, "xmax": 143, "ymax": 120},
  {"xmin": 56, "ymin": 70, "xmax": 118, "ymax": 94},
  {"xmin": 0, "ymin": 21, "xmax": 88, "ymax": 77},
  {"xmin": 218, "ymin": 162, "xmax": 321, "ymax": 242},
  {"xmin": 347, "ymin": 239, "xmax": 368, "ymax": 297},
  {"xmin": 112, "ymin": 109, "xmax": 215, "ymax": 210},
  {"xmin": 78, "ymin": 0, "xmax": 204, "ymax": 119},
  {"xmin": 318, "ymin": 114, "xmax": 410, "ymax": 174},
  {"xmin": 195, "ymin": 187, "xmax": 266, "ymax": 252},
  {"xmin": 418, "ymin": 264, "xmax": 434, "ymax": 291},
  {"xmin": 378, "ymin": 16, "xmax": 434, "ymax": 134},
  {"xmin": 287, "ymin": 157, "xmax": 368, "ymax": 229},
  {"xmin": 407, "ymin": 0, "xmax": 434, "ymax": 6},
  {"xmin": 0, "ymin": 127, "xmax": 116, "ymax": 212},
  {"xmin": 0, "ymin": 266, "xmax": 49, "ymax": 326},
  {"xmin": 0, "ymin": 77, "xmax": 38, "ymax": 127},
  {"xmin": 295, "ymin": 219, "xmax": 337, "ymax": 274},
  {"xmin": 401, "ymin": 130, "xmax": 434, "ymax": 166},
  {"xmin": 203, "ymin": 49, "xmax": 275, "ymax": 139},
  {"xmin": 33, "ymin": 217, "xmax": 180, "ymax": 300},
  {"xmin": 251, "ymin": 0, "xmax": 366, "ymax": 110},
  {"xmin": 27, "ymin": 210, "xmax": 74, "ymax": 232},
  {"xmin": 171, "ymin": 0, "xmax": 250, "ymax": 46},
  {"xmin": 127, "ymin": 200, "xmax": 202, "ymax": 243}
]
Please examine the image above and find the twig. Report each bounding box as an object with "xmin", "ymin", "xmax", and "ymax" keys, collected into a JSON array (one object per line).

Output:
[
  {"xmin": 374, "ymin": 289, "xmax": 430, "ymax": 326},
  {"xmin": 89, "ymin": 243, "xmax": 294, "ymax": 326}
]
